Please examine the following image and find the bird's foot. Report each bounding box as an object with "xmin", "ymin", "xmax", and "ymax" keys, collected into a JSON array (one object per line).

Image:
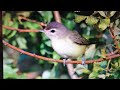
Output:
[
  {"xmin": 82, "ymin": 56, "xmax": 86, "ymax": 65},
  {"xmin": 63, "ymin": 58, "xmax": 67, "ymax": 66},
  {"xmin": 63, "ymin": 58, "xmax": 71, "ymax": 66}
]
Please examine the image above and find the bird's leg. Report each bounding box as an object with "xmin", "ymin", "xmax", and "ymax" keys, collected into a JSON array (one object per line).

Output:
[
  {"xmin": 82, "ymin": 55, "xmax": 86, "ymax": 65},
  {"xmin": 63, "ymin": 58, "xmax": 67, "ymax": 66}
]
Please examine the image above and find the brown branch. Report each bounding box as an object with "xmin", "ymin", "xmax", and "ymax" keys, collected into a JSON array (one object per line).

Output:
[
  {"xmin": 109, "ymin": 25, "xmax": 120, "ymax": 50},
  {"xmin": 3, "ymin": 25, "xmax": 41, "ymax": 33},
  {"xmin": 53, "ymin": 11, "xmax": 61, "ymax": 23},
  {"xmin": 18, "ymin": 16, "xmax": 47, "ymax": 27},
  {"xmin": 3, "ymin": 41, "xmax": 120, "ymax": 64}
]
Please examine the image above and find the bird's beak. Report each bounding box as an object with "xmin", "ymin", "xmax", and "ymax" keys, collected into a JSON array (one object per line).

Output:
[{"xmin": 39, "ymin": 29, "xmax": 45, "ymax": 33}]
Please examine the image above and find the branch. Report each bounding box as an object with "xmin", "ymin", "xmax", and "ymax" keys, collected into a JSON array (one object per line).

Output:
[
  {"xmin": 53, "ymin": 11, "xmax": 61, "ymax": 23},
  {"xmin": 18, "ymin": 16, "xmax": 47, "ymax": 27},
  {"xmin": 3, "ymin": 41, "xmax": 120, "ymax": 64},
  {"xmin": 3, "ymin": 25, "xmax": 41, "ymax": 33},
  {"xmin": 109, "ymin": 24, "xmax": 120, "ymax": 50}
]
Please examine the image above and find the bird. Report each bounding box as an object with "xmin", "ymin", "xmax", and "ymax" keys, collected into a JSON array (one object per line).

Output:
[{"xmin": 40, "ymin": 21, "xmax": 96, "ymax": 66}]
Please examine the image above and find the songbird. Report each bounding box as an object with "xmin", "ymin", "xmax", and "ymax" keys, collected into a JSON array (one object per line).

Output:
[{"xmin": 40, "ymin": 21, "xmax": 96, "ymax": 65}]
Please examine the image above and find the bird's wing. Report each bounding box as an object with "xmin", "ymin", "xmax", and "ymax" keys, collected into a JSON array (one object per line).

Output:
[{"xmin": 69, "ymin": 31, "xmax": 90, "ymax": 45}]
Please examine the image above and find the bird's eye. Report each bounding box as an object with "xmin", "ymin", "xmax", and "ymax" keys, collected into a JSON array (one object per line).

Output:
[{"xmin": 50, "ymin": 30, "xmax": 55, "ymax": 33}]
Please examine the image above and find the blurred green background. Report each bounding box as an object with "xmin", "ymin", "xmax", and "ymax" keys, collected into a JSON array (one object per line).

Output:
[{"xmin": 3, "ymin": 11, "xmax": 120, "ymax": 79}]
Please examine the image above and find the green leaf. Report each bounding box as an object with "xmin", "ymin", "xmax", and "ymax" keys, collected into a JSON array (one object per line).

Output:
[
  {"xmin": 89, "ymin": 71, "xmax": 98, "ymax": 79},
  {"xmin": 74, "ymin": 15, "xmax": 87, "ymax": 23},
  {"xmin": 3, "ymin": 64, "xmax": 18, "ymax": 79},
  {"xmin": 3, "ymin": 13, "xmax": 11, "ymax": 26},
  {"xmin": 99, "ymin": 61, "xmax": 107, "ymax": 68},
  {"xmin": 82, "ymin": 69, "xmax": 91, "ymax": 74},
  {"xmin": 100, "ymin": 48, "xmax": 106, "ymax": 58},
  {"xmin": 98, "ymin": 11, "xmax": 106, "ymax": 17},
  {"xmin": 98, "ymin": 18, "xmax": 110, "ymax": 31},
  {"xmin": 85, "ymin": 16, "xmax": 98, "ymax": 25},
  {"xmin": 93, "ymin": 63, "xmax": 104, "ymax": 72},
  {"xmin": 52, "ymin": 52, "xmax": 61, "ymax": 59},
  {"xmin": 39, "ymin": 11, "xmax": 53, "ymax": 23},
  {"xmin": 44, "ymin": 40, "xmax": 52, "ymax": 47},
  {"xmin": 62, "ymin": 18, "xmax": 75, "ymax": 30},
  {"xmin": 16, "ymin": 37, "xmax": 27, "ymax": 49},
  {"xmin": 8, "ymin": 19, "xmax": 18, "ymax": 39},
  {"xmin": 24, "ymin": 22, "xmax": 40, "ymax": 29}
]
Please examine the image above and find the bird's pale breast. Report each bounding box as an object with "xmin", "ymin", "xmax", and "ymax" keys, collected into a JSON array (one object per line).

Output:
[{"xmin": 51, "ymin": 37, "xmax": 87, "ymax": 59}]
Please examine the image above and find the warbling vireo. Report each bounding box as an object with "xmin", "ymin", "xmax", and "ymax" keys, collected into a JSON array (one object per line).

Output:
[{"xmin": 40, "ymin": 22, "xmax": 96, "ymax": 65}]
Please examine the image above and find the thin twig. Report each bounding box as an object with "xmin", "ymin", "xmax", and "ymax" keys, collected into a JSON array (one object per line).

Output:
[
  {"xmin": 18, "ymin": 16, "xmax": 47, "ymax": 27},
  {"xmin": 106, "ymin": 59, "xmax": 111, "ymax": 73},
  {"xmin": 3, "ymin": 25, "xmax": 41, "ymax": 32},
  {"xmin": 109, "ymin": 25, "xmax": 120, "ymax": 50},
  {"xmin": 53, "ymin": 11, "xmax": 62, "ymax": 23}
]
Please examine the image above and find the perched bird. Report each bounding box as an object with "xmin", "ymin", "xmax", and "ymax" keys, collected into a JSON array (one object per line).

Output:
[{"xmin": 40, "ymin": 22, "xmax": 96, "ymax": 65}]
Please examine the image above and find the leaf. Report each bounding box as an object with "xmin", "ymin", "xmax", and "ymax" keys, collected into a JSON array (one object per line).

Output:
[
  {"xmin": 39, "ymin": 11, "xmax": 53, "ymax": 23},
  {"xmin": 74, "ymin": 15, "xmax": 87, "ymax": 23},
  {"xmin": 52, "ymin": 52, "xmax": 61, "ymax": 59},
  {"xmin": 98, "ymin": 18, "xmax": 110, "ymax": 31},
  {"xmin": 98, "ymin": 74, "xmax": 106, "ymax": 79},
  {"xmin": 82, "ymin": 69, "xmax": 91, "ymax": 74},
  {"xmin": 42, "ymin": 70, "xmax": 51, "ymax": 79},
  {"xmin": 93, "ymin": 63, "xmax": 104, "ymax": 72},
  {"xmin": 99, "ymin": 61, "xmax": 107, "ymax": 68},
  {"xmin": 89, "ymin": 71, "xmax": 98, "ymax": 79},
  {"xmin": 115, "ymin": 19, "xmax": 120, "ymax": 26},
  {"xmin": 85, "ymin": 44, "xmax": 96, "ymax": 59},
  {"xmin": 110, "ymin": 11, "xmax": 116, "ymax": 17},
  {"xmin": 17, "ymin": 11, "xmax": 31, "ymax": 17},
  {"xmin": 62, "ymin": 18, "xmax": 76, "ymax": 30},
  {"xmin": 3, "ymin": 64, "xmax": 18, "ymax": 79},
  {"xmin": 44, "ymin": 40, "xmax": 52, "ymax": 47},
  {"xmin": 24, "ymin": 22, "xmax": 40, "ymax": 29},
  {"xmin": 101, "ymin": 48, "xmax": 106, "ymax": 58},
  {"xmin": 8, "ymin": 19, "xmax": 18, "ymax": 39},
  {"xmin": 85, "ymin": 16, "xmax": 98, "ymax": 25},
  {"xmin": 16, "ymin": 37, "xmax": 27, "ymax": 49},
  {"xmin": 98, "ymin": 11, "xmax": 106, "ymax": 17}
]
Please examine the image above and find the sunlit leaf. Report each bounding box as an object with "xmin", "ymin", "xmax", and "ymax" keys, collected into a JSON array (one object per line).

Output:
[
  {"xmin": 101, "ymin": 48, "xmax": 106, "ymax": 58},
  {"xmin": 98, "ymin": 11, "xmax": 106, "ymax": 17},
  {"xmin": 98, "ymin": 74, "xmax": 106, "ymax": 79},
  {"xmin": 89, "ymin": 71, "xmax": 98, "ymax": 79},
  {"xmin": 52, "ymin": 52, "xmax": 61, "ymax": 59},
  {"xmin": 85, "ymin": 16, "xmax": 98, "ymax": 25},
  {"xmin": 82, "ymin": 69, "xmax": 91, "ymax": 74},
  {"xmin": 42, "ymin": 70, "xmax": 51, "ymax": 79},
  {"xmin": 3, "ymin": 64, "xmax": 18, "ymax": 79},
  {"xmin": 74, "ymin": 15, "xmax": 87, "ymax": 23},
  {"xmin": 93, "ymin": 63, "xmax": 104, "ymax": 72},
  {"xmin": 44, "ymin": 40, "xmax": 52, "ymax": 47},
  {"xmin": 110, "ymin": 11, "xmax": 116, "ymax": 17},
  {"xmin": 98, "ymin": 18, "xmax": 110, "ymax": 31},
  {"xmin": 17, "ymin": 11, "xmax": 31, "ymax": 17},
  {"xmin": 16, "ymin": 37, "xmax": 27, "ymax": 49}
]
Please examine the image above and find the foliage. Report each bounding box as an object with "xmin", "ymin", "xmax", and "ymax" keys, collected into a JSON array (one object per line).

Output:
[{"xmin": 3, "ymin": 11, "xmax": 120, "ymax": 79}]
